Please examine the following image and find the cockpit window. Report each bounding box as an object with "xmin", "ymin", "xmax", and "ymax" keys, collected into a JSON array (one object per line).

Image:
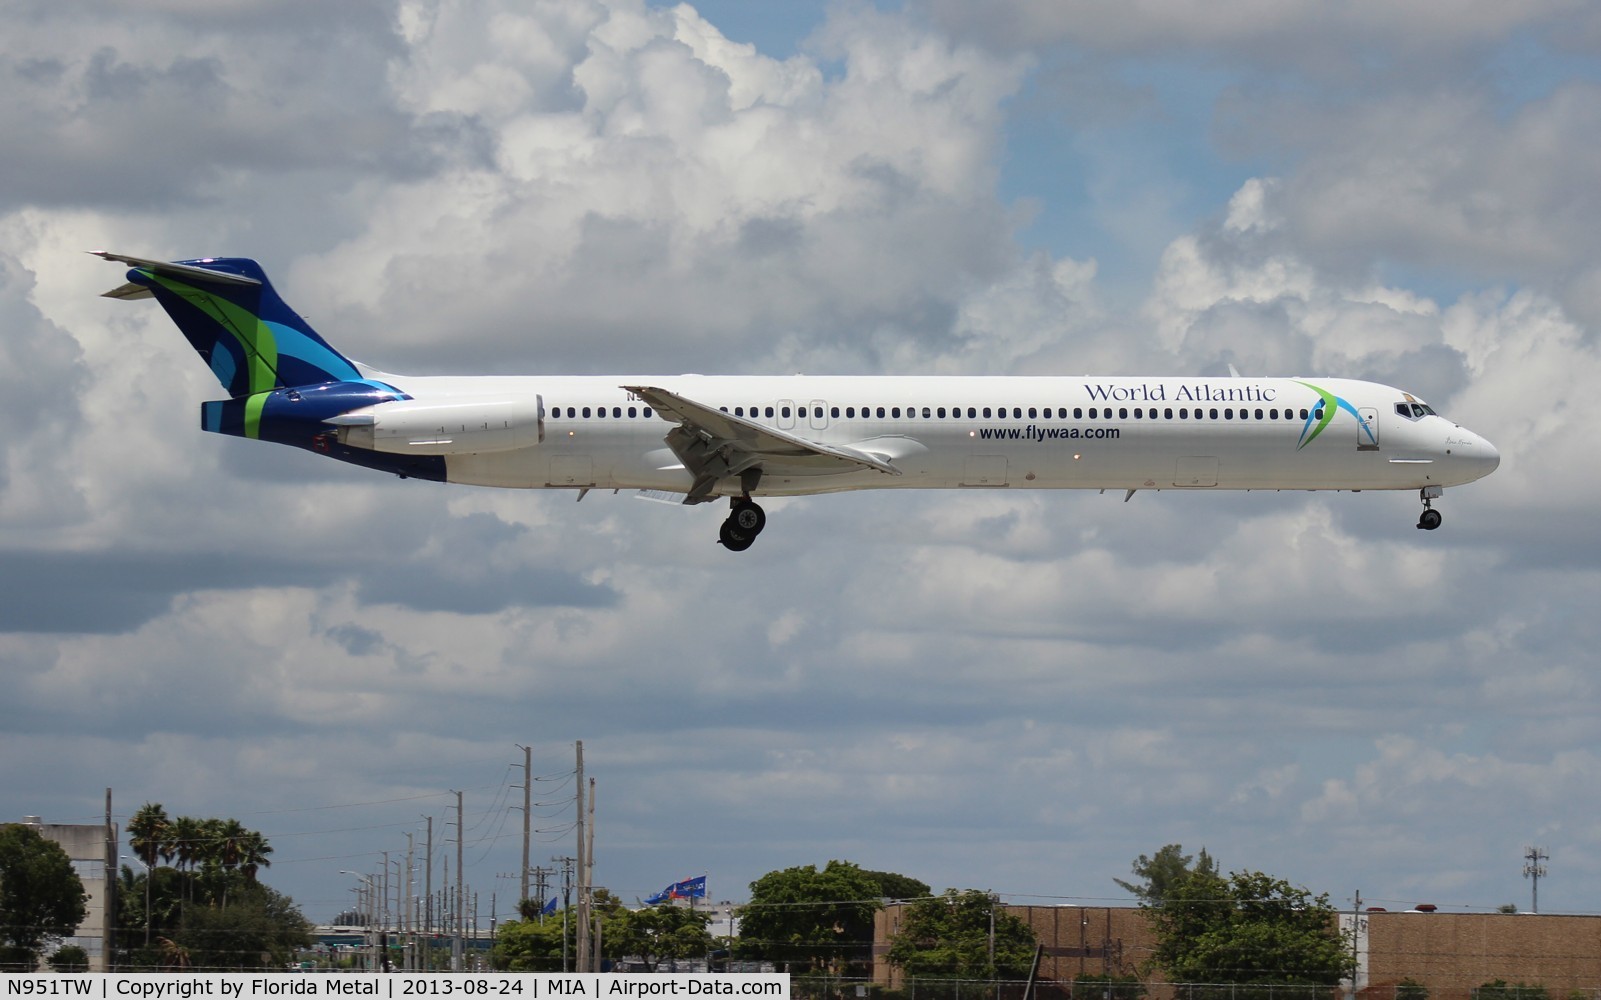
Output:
[{"xmin": 1395, "ymin": 402, "xmax": 1438, "ymax": 419}]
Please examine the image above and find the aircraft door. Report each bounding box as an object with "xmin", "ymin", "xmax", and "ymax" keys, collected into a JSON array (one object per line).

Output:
[
  {"xmin": 1357, "ymin": 407, "xmax": 1379, "ymax": 450},
  {"xmin": 777, "ymin": 399, "xmax": 797, "ymax": 430},
  {"xmin": 808, "ymin": 399, "xmax": 829, "ymax": 431}
]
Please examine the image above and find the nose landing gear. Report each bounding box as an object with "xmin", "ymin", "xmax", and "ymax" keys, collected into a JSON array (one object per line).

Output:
[
  {"xmin": 718, "ymin": 498, "xmax": 767, "ymax": 551},
  {"xmin": 1417, "ymin": 486, "xmax": 1443, "ymax": 530}
]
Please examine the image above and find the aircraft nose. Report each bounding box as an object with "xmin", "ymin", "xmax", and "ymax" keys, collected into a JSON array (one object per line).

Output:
[{"xmin": 1461, "ymin": 430, "xmax": 1500, "ymax": 480}]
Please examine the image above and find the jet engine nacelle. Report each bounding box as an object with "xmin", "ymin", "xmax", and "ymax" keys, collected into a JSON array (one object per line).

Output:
[{"xmin": 329, "ymin": 396, "xmax": 545, "ymax": 455}]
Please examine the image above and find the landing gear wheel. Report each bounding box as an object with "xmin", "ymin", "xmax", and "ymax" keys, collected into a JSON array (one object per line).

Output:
[
  {"xmin": 1417, "ymin": 508, "xmax": 1442, "ymax": 531},
  {"xmin": 718, "ymin": 519, "xmax": 755, "ymax": 551},
  {"xmin": 731, "ymin": 499, "xmax": 766, "ymax": 535}
]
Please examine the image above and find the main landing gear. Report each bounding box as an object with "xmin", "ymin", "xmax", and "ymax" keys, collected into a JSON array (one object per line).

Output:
[
  {"xmin": 1417, "ymin": 486, "xmax": 1443, "ymax": 531},
  {"xmin": 718, "ymin": 497, "xmax": 767, "ymax": 551}
]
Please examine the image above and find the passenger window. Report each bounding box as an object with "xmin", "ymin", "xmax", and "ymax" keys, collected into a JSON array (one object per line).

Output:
[
  {"xmin": 937, "ymin": 407, "xmax": 946, "ymax": 418},
  {"xmin": 876, "ymin": 406, "xmax": 886, "ymax": 418},
  {"xmin": 1119, "ymin": 407, "xmax": 1128, "ymax": 419},
  {"xmin": 582, "ymin": 407, "xmax": 591, "ymax": 418},
  {"xmin": 1074, "ymin": 407, "xmax": 1083, "ymax": 419},
  {"xmin": 643, "ymin": 408, "xmax": 651, "ymax": 417},
  {"xmin": 765, "ymin": 406, "xmax": 774, "ymax": 418},
  {"xmin": 1028, "ymin": 407, "xmax": 1038, "ymax": 419},
  {"xmin": 923, "ymin": 406, "xmax": 932, "ymax": 418},
  {"xmin": 831, "ymin": 406, "xmax": 839, "ymax": 418},
  {"xmin": 1224, "ymin": 409, "xmax": 1232, "ymax": 420},
  {"xmin": 892, "ymin": 407, "xmax": 902, "ymax": 418}
]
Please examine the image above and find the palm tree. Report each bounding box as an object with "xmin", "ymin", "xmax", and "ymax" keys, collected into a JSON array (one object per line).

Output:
[
  {"xmin": 127, "ymin": 803, "xmax": 170, "ymax": 869},
  {"xmin": 238, "ymin": 830, "xmax": 273, "ymax": 883},
  {"xmin": 167, "ymin": 816, "xmax": 205, "ymax": 904},
  {"xmin": 213, "ymin": 819, "xmax": 248, "ymax": 874},
  {"xmin": 168, "ymin": 816, "xmax": 204, "ymax": 875}
]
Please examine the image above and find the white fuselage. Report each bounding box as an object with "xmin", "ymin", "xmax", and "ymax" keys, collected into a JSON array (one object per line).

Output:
[{"xmin": 359, "ymin": 373, "xmax": 1500, "ymax": 498}]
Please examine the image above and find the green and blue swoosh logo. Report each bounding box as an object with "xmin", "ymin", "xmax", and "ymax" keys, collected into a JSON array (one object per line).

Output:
[{"xmin": 1294, "ymin": 381, "xmax": 1377, "ymax": 449}]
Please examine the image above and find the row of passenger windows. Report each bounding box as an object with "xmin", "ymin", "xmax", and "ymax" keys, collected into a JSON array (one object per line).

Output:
[
  {"xmin": 550, "ymin": 405, "xmax": 654, "ymax": 418},
  {"xmin": 547, "ymin": 403, "xmax": 1328, "ymax": 421}
]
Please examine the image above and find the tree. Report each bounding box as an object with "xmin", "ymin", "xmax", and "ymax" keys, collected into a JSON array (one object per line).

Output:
[
  {"xmin": 885, "ymin": 889, "xmax": 1037, "ymax": 982},
  {"xmin": 1143, "ymin": 865, "xmax": 1355, "ymax": 999},
  {"xmin": 0, "ymin": 824, "xmax": 89, "ymax": 972},
  {"xmin": 738, "ymin": 860, "xmax": 886, "ymax": 974},
  {"xmin": 172, "ymin": 882, "xmax": 312, "ymax": 970},
  {"xmin": 113, "ymin": 812, "xmax": 307, "ymax": 970},
  {"xmin": 615, "ymin": 904, "xmax": 714, "ymax": 971},
  {"xmin": 47, "ymin": 945, "xmax": 90, "ymax": 973},
  {"xmin": 1396, "ymin": 978, "xmax": 1430, "ymax": 1000},
  {"xmin": 127, "ymin": 804, "xmax": 171, "ymax": 870},
  {"xmin": 864, "ymin": 869, "xmax": 932, "ymax": 902},
  {"xmin": 492, "ymin": 916, "xmax": 569, "ymax": 972},
  {"xmin": 1115, "ymin": 844, "xmax": 1217, "ymax": 907}
]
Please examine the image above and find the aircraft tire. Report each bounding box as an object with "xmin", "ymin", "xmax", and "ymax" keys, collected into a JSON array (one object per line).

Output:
[
  {"xmin": 731, "ymin": 499, "xmax": 766, "ymax": 535},
  {"xmin": 1417, "ymin": 509, "xmax": 1442, "ymax": 531},
  {"xmin": 719, "ymin": 519, "xmax": 755, "ymax": 551}
]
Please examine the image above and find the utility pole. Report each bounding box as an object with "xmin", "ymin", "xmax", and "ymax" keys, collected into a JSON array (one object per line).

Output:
[
  {"xmin": 1524, "ymin": 846, "xmax": 1549, "ymax": 913},
  {"xmin": 576, "ymin": 741, "xmax": 589, "ymax": 973},
  {"xmin": 531, "ymin": 865, "xmax": 554, "ymax": 920},
  {"xmin": 518, "ymin": 744, "xmax": 532, "ymax": 907},
  {"xmin": 453, "ymin": 790, "xmax": 466, "ymax": 971},
  {"xmin": 405, "ymin": 832, "xmax": 415, "ymax": 971},
  {"xmin": 554, "ymin": 855, "xmax": 575, "ymax": 971},
  {"xmin": 424, "ymin": 815, "xmax": 434, "ymax": 965},
  {"xmin": 586, "ymin": 776, "xmax": 596, "ymax": 969},
  {"xmin": 104, "ymin": 788, "xmax": 116, "ymax": 971}
]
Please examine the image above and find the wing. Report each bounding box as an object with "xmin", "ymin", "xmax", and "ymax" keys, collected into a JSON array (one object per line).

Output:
[{"xmin": 624, "ymin": 384, "xmax": 901, "ymax": 502}]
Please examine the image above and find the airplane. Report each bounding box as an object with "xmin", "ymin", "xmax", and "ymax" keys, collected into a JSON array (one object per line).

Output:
[{"xmin": 92, "ymin": 252, "xmax": 1500, "ymax": 551}]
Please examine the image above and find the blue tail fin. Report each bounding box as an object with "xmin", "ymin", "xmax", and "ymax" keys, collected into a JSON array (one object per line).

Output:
[{"xmin": 93, "ymin": 252, "xmax": 362, "ymax": 397}]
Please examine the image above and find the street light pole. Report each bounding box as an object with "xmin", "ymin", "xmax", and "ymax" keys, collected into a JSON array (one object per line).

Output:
[
  {"xmin": 341, "ymin": 871, "xmax": 380, "ymax": 971},
  {"xmin": 121, "ymin": 856, "xmax": 152, "ymax": 947}
]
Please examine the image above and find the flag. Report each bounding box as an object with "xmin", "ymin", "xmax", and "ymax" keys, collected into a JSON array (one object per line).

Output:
[
  {"xmin": 673, "ymin": 875, "xmax": 707, "ymax": 899},
  {"xmin": 646, "ymin": 875, "xmax": 708, "ymax": 904},
  {"xmin": 541, "ymin": 896, "xmax": 558, "ymax": 916}
]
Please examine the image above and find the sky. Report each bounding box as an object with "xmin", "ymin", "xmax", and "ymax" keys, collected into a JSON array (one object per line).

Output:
[{"xmin": 3, "ymin": 0, "xmax": 1600, "ymax": 929}]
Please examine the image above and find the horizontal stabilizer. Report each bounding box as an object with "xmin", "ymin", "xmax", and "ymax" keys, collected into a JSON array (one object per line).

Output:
[{"xmin": 89, "ymin": 250, "xmax": 262, "ymax": 297}]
